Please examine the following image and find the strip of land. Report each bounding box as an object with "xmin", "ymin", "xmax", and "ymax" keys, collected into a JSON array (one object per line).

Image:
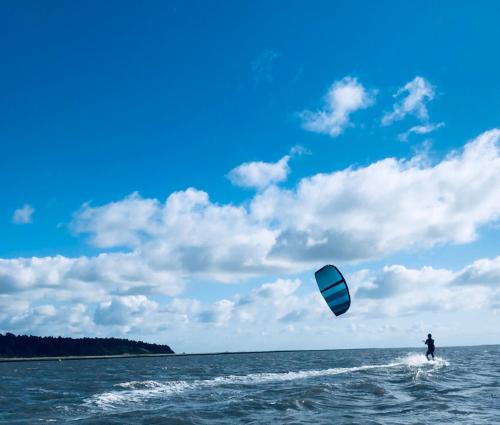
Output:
[
  {"xmin": 0, "ymin": 333, "xmax": 174, "ymax": 361},
  {"xmin": 0, "ymin": 353, "xmax": 178, "ymax": 362},
  {"xmin": 0, "ymin": 348, "xmax": 384, "ymax": 362},
  {"xmin": 0, "ymin": 350, "xmax": 293, "ymax": 362},
  {"xmin": 4, "ymin": 345, "xmax": 496, "ymax": 363}
]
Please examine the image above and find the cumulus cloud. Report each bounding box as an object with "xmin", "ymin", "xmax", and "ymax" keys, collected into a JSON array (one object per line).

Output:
[
  {"xmin": 452, "ymin": 257, "xmax": 500, "ymax": 287},
  {"xmin": 398, "ymin": 122, "xmax": 445, "ymax": 142},
  {"xmin": 94, "ymin": 295, "xmax": 158, "ymax": 328},
  {"xmin": 234, "ymin": 278, "xmax": 327, "ymax": 325},
  {"xmin": 157, "ymin": 261, "xmax": 499, "ymax": 349},
  {"xmin": 252, "ymin": 129, "xmax": 500, "ymax": 263},
  {"xmin": 126, "ymin": 258, "xmax": 500, "ymax": 325},
  {"xmin": 354, "ymin": 265, "xmax": 475, "ymax": 316},
  {"xmin": 188, "ymin": 260, "xmax": 500, "ymax": 328},
  {"xmin": 227, "ymin": 155, "xmax": 291, "ymax": 190},
  {"xmin": 4, "ymin": 129, "xmax": 499, "ymax": 292},
  {"xmin": 71, "ymin": 193, "xmax": 160, "ymax": 248},
  {"xmin": 197, "ymin": 299, "xmax": 235, "ymax": 326},
  {"xmin": 72, "ymin": 188, "xmax": 280, "ymax": 282},
  {"xmin": 1, "ymin": 129, "xmax": 499, "ymax": 300},
  {"xmin": 12, "ymin": 204, "xmax": 35, "ymax": 224},
  {"xmin": 34, "ymin": 304, "xmax": 57, "ymax": 317},
  {"xmin": 0, "ymin": 253, "xmax": 183, "ymax": 297},
  {"xmin": 158, "ymin": 278, "xmax": 327, "ymax": 331},
  {"xmin": 382, "ymin": 76, "xmax": 435, "ymax": 125},
  {"xmin": 0, "ymin": 298, "xmax": 94, "ymax": 337},
  {"xmin": 301, "ymin": 76, "xmax": 375, "ymax": 137},
  {"xmin": 2, "ymin": 129, "xmax": 500, "ymax": 342},
  {"xmin": 2, "ymin": 256, "xmax": 499, "ymax": 346}
]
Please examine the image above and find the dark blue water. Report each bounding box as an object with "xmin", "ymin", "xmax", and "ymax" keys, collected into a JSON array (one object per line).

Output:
[{"xmin": 1, "ymin": 346, "xmax": 499, "ymax": 424}]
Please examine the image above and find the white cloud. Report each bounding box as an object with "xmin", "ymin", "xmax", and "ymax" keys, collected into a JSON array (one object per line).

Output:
[
  {"xmin": 225, "ymin": 260, "xmax": 500, "ymax": 326},
  {"xmin": 353, "ymin": 265, "xmax": 489, "ymax": 317},
  {"xmin": 2, "ymin": 129, "xmax": 500, "ymax": 345},
  {"xmin": 2, "ymin": 256, "xmax": 499, "ymax": 348},
  {"xmin": 227, "ymin": 155, "xmax": 290, "ymax": 190},
  {"xmin": 251, "ymin": 129, "xmax": 500, "ymax": 263},
  {"xmin": 0, "ymin": 298, "xmax": 95, "ymax": 337},
  {"xmin": 1, "ymin": 129, "xmax": 499, "ymax": 299},
  {"xmin": 452, "ymin": 257, "xmax": 500, "ymax": 287},
  {"xmin": 301, "ymin": 76, "xmax": 375, "ymax": 137},
  {"xmin": 0, "ymin": 296, "xmax": 30, "ymax": 328},
  {"xmin": 382, "ymin": 76, "xmax": 435, "ymax": 125},
  {"xmin": 197, "ymin": 299, "xmax": 235, "ymax": 326},
  {"xmin": 0, "ymin": 253, "xmax": 183, "ymax": 297},
  {"xmin": 157, "ymin": 278, "xmax": 327, "ymax": 332},
  {"xmin": 33, "ymin": 304, "xmax": 57, "ymax": 317},
  {"xmin": 12, "ymin": 204, "xmax": 35, "ymax": 224},
  {"xmin": 71, "ymin": 193, "xmax": 160, "ymax": 248},
  {"xmin": 71, "ymin": 188, "xmax": 280, "ymax": 282},
  {"xmin": 398, "ymin": 122, "xmax": 445, "ymax": 142},
  {"xmin": 150, "ymin": 259, "xmax": 500, "ymax": 327},
  {"xmin": 94, "ymin": 295, "xmax": 158, "ymax": 328},
  {"xmin": 234, "ymin": 278, "xmax": 327, "ymax": 325}
]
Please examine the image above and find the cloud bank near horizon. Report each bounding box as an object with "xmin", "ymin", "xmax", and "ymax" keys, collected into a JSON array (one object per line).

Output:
[{"xmin": 1, "ymin": 256, "xmax": 499, "ymax": 345}]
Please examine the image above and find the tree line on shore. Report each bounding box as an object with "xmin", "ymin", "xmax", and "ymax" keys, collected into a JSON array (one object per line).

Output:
[{"xmin": 0, "ymin": 333, "xmax": 174, "ymax": 357}]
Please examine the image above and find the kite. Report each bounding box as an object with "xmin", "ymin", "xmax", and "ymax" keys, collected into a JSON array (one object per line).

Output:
[{"xmin": 315, "ymin": 264, "xmax": 351, "ymax": 316}]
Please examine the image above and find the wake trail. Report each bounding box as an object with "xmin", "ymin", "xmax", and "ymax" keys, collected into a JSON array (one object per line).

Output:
[{"xmin": 86, "ymin": 353, "xmax": 449, "ymax": 410}]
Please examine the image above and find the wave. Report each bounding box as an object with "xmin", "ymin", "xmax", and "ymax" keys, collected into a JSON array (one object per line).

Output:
[
  {"xmin": 86, "ymin": 353, "xmax": 449, "ymax": 410},
  {"xmin": 399, "ymin": 353, "xmax": 449, "ymax": 368}
]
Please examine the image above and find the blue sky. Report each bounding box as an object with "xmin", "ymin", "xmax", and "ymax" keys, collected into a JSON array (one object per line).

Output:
[{"xmin": 1, "ymin": 1, "xmax": 500, "ymax": 352}]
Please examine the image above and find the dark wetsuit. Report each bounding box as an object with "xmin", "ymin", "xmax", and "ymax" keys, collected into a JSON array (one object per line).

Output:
[{"xmin": 425, "ymin": 337, "xmax": 435, "ymax": 359}]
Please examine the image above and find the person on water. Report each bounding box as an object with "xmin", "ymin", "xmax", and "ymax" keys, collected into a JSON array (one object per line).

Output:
[{"xmin": 424, "ymin": 333, "xmax": 435, "ymax": 360}]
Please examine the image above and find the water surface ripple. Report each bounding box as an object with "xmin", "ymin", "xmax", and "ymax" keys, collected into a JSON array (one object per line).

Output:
[{"xmin": 1, "ymin": 346, "xmax": 499, "ymax": 424}]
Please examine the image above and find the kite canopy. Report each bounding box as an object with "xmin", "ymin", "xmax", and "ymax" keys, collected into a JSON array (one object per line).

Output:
[{"xmin": 315, "ymin": 264, "xmax": 351, "ymax": 317}]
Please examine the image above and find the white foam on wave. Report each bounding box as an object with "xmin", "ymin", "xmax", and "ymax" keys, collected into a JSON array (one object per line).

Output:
[
  {"xmin": 115, "ymin": 380, "xmax": 164, "ymax": 390},
  {"xmin": 86, "ymin": 364, "xmax": 399, "ymax": 410},
  {"xmin": 86, "ymin": 353, "xmax": 449, "ymax": 410},
  {"xmin": 399, "ymin": 353, "xmax": 449, "ymax": 368},
  {"xmin": 88, "ymin": 380, "xmax": 194, "ymax": 409},
  {"xmin": 397, "ymin": 353, "xmax": 449, "ymax": 382}
]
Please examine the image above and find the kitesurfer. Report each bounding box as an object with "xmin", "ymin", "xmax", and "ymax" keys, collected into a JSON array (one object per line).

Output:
[{"xmin": 424, "ymin": 333, "xmax": 435, "ymax": 360}]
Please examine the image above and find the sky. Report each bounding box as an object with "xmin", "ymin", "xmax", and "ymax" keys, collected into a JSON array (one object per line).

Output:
[{"xmin": 1, "ymin": 0, "xmax": 500, "ymax": 353}]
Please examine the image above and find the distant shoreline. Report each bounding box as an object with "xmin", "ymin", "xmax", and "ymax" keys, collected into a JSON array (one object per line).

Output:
[
  {"xmin": 2, "ymin": 344, "xmax": 498, "ymax": 363},
  {"xmin": 0, "ymin": 348, "xmax": 374, "ymax": 363},
  {"xmin": 0, "ymin": 333, "xmax": 174, "ymax": 361},
  {"xmin": 0, "ymin": 353, "xmax": 176, "ymax": 363},
  {"xmin": 0, "ymin": 350, "xmax": 307, "ymax": 363}
]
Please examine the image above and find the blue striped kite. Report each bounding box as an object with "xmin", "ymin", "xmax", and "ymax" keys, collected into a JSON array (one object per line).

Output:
[{"xmin": 315, "ymin": 265, "xmax": 351, "ymax": 316}]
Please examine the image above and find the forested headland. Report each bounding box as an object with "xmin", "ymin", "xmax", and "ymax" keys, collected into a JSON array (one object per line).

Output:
[{"xmin": 0, "ymin": 333, "xmax": 174, "ymax": 358}]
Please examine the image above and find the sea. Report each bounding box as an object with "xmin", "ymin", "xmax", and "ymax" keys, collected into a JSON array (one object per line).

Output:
[{"xmin": 1, "ymin": 345, "xmax": 499, "ymax": 424}]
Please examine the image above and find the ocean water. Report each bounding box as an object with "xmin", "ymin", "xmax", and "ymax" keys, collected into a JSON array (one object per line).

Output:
[{"xmin": 1, "ymin": 346, "xmax": 499, "ymax": 424}]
